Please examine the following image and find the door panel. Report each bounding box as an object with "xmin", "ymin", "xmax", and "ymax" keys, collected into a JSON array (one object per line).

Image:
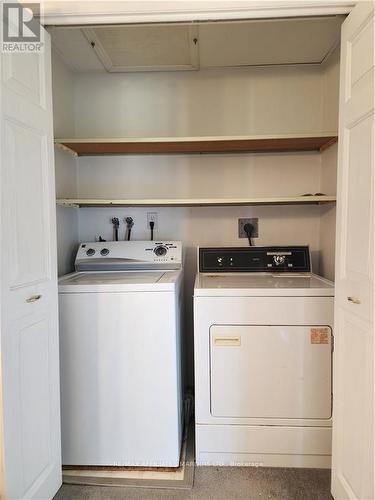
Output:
[
  {"xmin": 19, "ymin": 317, "xmax": 51, "ymax": 491},
  {"xmin": 1, "ymin": 21, "xmax": 62, "ymax": 500},
  {"xmin": 334, "ymin": 311, "xmax": 373, "ymax": 499},
  {"xmin": 349, "ymin": 15, "xmax": 374, "ymax": 89},
  {"xmin": 210, "ymin": 325, "xmax": 332, "ymax": 419},
  {"xmin": 4, "ymin": 119, "xmax": 51, "ymax": 288},
  {"xmin": 345, "ymin": 114, "xmax": 373, "ymax": 279},
  {"xmin": 331, "ymin": 2, "xmax": 374, "ymax": 499},
  {"xmin": 2, "ymin": 52, "xmax": 46, "ymax": 109},
  {"xmin": 339, "ymin": 314, "xmax": 370, "ymax": 498}
]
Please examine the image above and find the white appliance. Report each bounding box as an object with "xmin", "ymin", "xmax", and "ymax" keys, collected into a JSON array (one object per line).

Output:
[
  {"xmin": 194, "ymin": 246, "xmax": 334, "ymax": 468},
  {"xmin": 58, "ymin": 241, "xmax": 183, "ymax": 467}
]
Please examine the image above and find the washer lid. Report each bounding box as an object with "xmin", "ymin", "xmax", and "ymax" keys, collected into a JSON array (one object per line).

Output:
[
  {"xmin": 59, "ymin": 270, "xmax": 181, "ymax": 293},
  {"xmin": 194, "ymin": 273, "xmax": 334, "ymax": 297}
]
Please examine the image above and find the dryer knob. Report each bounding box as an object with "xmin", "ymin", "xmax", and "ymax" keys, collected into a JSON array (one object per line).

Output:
[
  {"xmin": 86, "ymin": 248, "xmax": 95, "ymax": 256},
  {"xmin": 100, "ymin": 248, "xmax": 110, "ymax": 256},
  {"xmin": 273, "ymin": 255, "xmax": 286, "ymax": 265}
]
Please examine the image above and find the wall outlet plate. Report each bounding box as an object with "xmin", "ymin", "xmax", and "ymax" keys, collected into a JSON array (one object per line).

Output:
[{"xmin": 238, "ymin": 218, "xmax": 259, "ymax": 238}]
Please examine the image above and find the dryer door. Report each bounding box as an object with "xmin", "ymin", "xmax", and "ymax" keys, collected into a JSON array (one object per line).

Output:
[{"xmin": 210, "ymin": 325, "xmax": 332, "ymax": 419}]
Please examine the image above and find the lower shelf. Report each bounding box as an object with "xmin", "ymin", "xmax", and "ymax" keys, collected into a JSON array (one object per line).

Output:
[{"xmin": 56, "ymin": 195, "xmax": 336, "ymax": 208}]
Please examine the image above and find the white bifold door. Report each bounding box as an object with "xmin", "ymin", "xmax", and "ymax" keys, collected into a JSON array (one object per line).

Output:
[
  {"xmin": 0, "ymin": 17, "xmax": 62, "ymax": 500},
  {"xmin": 331, "ymin": 2, "xmax": 374, "ymax": 500}
]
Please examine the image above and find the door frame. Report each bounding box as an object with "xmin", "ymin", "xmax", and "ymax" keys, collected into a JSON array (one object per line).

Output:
[
  {"xmin": 0, "ymin": 41, "xmax": 5, "ymax": 500},
  {"xmin": 38, "ymin": 1, "xmax": 355, "ymax": 26}
]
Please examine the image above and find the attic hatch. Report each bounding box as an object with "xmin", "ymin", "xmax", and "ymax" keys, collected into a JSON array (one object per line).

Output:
[{"xmin": 48, "ymin": 16, "xmax": 344, "ymax": 73}]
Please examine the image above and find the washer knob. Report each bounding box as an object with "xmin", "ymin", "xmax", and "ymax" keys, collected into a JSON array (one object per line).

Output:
[
  {"xmin": 154, "ymin": 245, "xmax": 167, "ymax": 257},
  {"xmin": 217, "ymin": 257, "xmax": 224, "ymax": 264},
  {"xmin": 86, "ymin": 248, "xmax": 95, "ymax": 256},
  {"xmin": 100, "ymin": 248, "xmax": 109, "ymax": 256}
]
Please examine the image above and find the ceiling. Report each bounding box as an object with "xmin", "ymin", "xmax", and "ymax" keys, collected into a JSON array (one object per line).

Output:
[{"xmin": 48, "ymin": 16, "xmax": 345, "ymax": 73}]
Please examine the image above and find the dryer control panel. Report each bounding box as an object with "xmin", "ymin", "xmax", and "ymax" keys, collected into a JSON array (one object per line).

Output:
[
  {"xmin": 75, "ymin": 241, "xmax": 182, "ymax": 271},
  {"xmin": 199, "ymin": 246, "xmax": 311, "ymax": 273}
]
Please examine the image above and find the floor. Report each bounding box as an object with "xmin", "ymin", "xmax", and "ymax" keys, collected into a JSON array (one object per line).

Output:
[{"xmin": 54, "ymin": 467, "xmax": 333, "ymax": 500}]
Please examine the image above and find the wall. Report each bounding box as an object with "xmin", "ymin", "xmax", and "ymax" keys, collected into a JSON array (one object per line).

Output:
[
  {"xmin": 73, "ymin": 65, "xmax": 327, "ymax": 137},
  {"xmin": 319, "ymin": 143, "xmax": 337, "ymax": 281},
  {"xmin": 55, "ymin": 148, "xmax": 79, "ymax": 276},
  {"xmin": 319, "ymin": 46, "xmax": 340, "ymax": 281},
  {"xmin": 322, "ymin": 46, "xmax": 340, "ymax": 134},
  {"xmin": 52, "ymin": 52, "xmax": 79, "ymax": 276}
]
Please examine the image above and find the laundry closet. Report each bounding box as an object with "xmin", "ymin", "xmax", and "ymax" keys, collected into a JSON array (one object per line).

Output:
[
  {"xmin": 50, "ymin": 17, "xmax": 341, "ymax": 384},
  {"xmin": 1, "ymin": 3, "xmax": 374, "ymax": 500}
]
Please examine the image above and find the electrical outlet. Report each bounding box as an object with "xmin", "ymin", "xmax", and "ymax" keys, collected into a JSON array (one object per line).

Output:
[
  {"xmin": 238, "ymin": 218, "xmax": 259, "ymax": 238},
  {"xmin": 147, "ymin": 212, "xmax": 158, "ymax": 230}
]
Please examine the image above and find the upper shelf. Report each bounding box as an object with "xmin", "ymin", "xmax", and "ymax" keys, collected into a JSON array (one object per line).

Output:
[
  {"xmin": 56, "ymin": 195, "xmax": 336, "ymax": 208},
  {"xmin": 54, "ymin": 134, "xmax": 338, "ymax": 156}
]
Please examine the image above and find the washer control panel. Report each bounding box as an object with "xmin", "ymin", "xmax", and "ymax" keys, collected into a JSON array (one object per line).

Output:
[
  {"xmin": 76, "ymin": 241, "xmax": 182, "ymax": 271},
  {"xmin": 199, "ymin": 246, "xmax": 311, "ymax": 273}
]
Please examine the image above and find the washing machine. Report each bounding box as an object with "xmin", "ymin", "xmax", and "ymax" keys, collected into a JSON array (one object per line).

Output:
[
  {"xmin": 194, "ymin": 246, "xmax": 334, "ymax": 468},
  {"xmin": 58, "ymin": 241, "xmax": 183, "ymax": 467}
]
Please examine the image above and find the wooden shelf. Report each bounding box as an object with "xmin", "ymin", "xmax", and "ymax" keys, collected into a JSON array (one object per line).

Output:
[
  {"xmin": 56, "ymin": 195, "xmax": 336, "ymax": 208},
  {"xmin": 55, "ymin": 134, "xmax": 338, "ymax": 156}
]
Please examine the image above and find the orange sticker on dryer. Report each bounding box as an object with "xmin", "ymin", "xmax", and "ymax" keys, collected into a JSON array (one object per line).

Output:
[{"xmin": 311, "ymin": 328, "xmax": 330, "ymax": 344}]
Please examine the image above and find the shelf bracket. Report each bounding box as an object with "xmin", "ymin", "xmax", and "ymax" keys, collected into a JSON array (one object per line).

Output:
[
  {"xmin": 57, "ymin": 202, "xmax": 80, "ymax": 208},
  {"xmin": 55, "ymin": 142, "xmax": 79, "ymax": 157}
]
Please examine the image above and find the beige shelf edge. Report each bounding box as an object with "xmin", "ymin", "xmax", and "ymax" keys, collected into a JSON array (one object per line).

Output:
[
  {"xmin": 56, "ymin": 195, "xmax": 337, "ymax": 208},
  {"xmin": 55, "ymin": 133, "xmax": 338, "ymax": 144}
]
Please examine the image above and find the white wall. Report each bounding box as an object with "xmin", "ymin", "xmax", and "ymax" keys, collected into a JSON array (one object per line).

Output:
[
  {"xmin": 52, "ymin": 50, "xmax": 76, "ymax": 138},
  {"xmin": 76, "ymin": 151, "xmax": 321, "ymax": 198},
  {"xmin": 72, "ymin": 65, "xmax": 328, "ymax": 138},
  {"xmin": 55, "ymin": 149, "xmax": 79, "ymax": 276},
  {"xmin": 322, "ymin": 46, "xmax": 340, "ymax": 134},
  {"xmin": 319, "ymin": 143, "xmax": 337, "ymax": 281},
  {"xmin": 52, "ymin": 52, "xmax": 79, "ymax": 275},
  {"xmin": 318, "ymin": 47, "xmax": 340, "ymax": 281}
]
